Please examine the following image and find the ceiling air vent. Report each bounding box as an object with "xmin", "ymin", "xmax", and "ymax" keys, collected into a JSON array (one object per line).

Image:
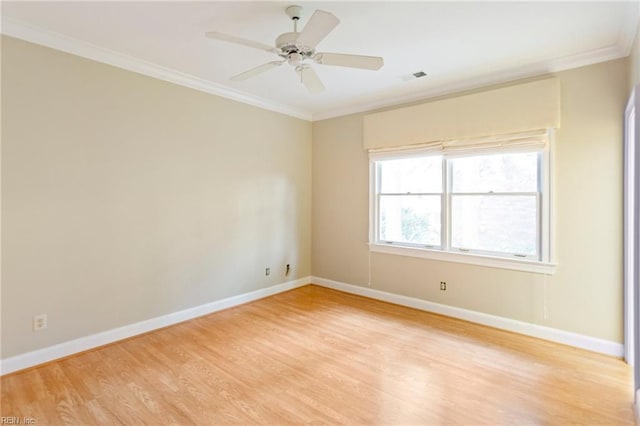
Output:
[{"xmin": 401, "ymin": 71, "xmax": 428, "ymax": 82}]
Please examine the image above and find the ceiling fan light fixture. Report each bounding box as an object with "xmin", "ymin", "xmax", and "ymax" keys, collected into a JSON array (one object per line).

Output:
[{"xmin": 288, "ymin": 52, "xmax": 303, "ymax": 66}]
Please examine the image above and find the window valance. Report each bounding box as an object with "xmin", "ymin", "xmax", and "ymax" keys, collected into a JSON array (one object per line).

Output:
[{"xmin": 363, "ymin": 77, "xmax": 560, "ymax": 150}]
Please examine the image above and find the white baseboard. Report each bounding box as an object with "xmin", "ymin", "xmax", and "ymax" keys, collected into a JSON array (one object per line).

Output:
[
  {"xmin": 311, "ymin": 276, "xmax": 624, "ymax": 358},
  {"xmin": 1, "ymin": 277, "xmax": 310, "ymax": 375},
  {"xmin": 2, "ymin": 275, "xmax": 623, "ymax": 375}
]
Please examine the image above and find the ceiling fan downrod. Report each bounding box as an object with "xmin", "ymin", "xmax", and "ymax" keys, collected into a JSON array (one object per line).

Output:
[{"xmin": 285, "ymin": 5, "xmax": 303, "ymax": 33}]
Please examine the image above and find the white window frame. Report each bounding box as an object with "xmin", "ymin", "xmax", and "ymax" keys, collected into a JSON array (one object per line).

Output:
[{"xmin": 369, "ymin": 144, "xmax": 556, "ymax": 275}]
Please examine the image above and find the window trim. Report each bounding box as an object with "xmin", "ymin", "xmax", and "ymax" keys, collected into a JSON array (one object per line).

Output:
[
  {"xmin": 369, "ymin": 142, "xmax": 556, "ymax": 275},
  {"xmin": 369, "ymin": 242, "xmax": 556, "ymax": 274}
]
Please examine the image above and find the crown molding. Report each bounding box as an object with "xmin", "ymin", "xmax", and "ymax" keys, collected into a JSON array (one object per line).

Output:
[
  {"xmin": 312, "ymin": 43, "xmax": 630, "ymax": 121},
  {"xmin": 0, "ymin": 17, "xmax": 313, "ymax": 121},
  {"xmin": 313, "ymin": 7, "xmax": 638, "ymax": 122},
  {"xmin": 2, "ymin": 13, "xmax": 636, "ymax": 124},
  {"xmin": 619, "ymin": 1, "xmax": 640, "ymax": 57}
]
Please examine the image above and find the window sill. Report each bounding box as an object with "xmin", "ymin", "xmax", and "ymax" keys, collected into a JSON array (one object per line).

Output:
[{"xmin": 369, "ymin": 243, "xmax": 556, "ymax": 275}]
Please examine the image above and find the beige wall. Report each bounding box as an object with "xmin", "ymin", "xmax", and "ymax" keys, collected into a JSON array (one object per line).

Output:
[
  {"xmin": 1, "ymin": 36, "xmax": 312, "ymax": 358},
  {"xmin": 0, "ymin": 31, "xmax": 631, "ymax": 360},
  {"xmin": 313, "ymin": 58, "xmax": 628, "ymax": 342}
]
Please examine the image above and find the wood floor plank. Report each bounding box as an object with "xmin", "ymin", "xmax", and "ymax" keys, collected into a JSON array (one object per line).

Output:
[{"xmin": 1, "ymin": 285, "xmax": 634, "ymax": 425}]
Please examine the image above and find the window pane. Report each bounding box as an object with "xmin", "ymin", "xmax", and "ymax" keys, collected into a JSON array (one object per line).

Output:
[
  {"xmin": 451, "ymin": 152, "xmax": 538, "ymax": 193},
  {"xmin": 451, "ymin": 195, "xmax": 537, "ymax": 255},
  {"xmin": 380, "ymin": 195, "xmax": 441, "ymax": 246},
  {"xmin": 379, "ymin": 156, "xmax": 442, "ymax": 193}
]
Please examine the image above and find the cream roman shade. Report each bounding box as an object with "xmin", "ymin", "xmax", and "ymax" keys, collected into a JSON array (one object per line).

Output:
[
  {"xmin": 363, "ymin": 78, "xmax": 560, "ymax": 151},
  {"xmin": 368, "ymin": 129, "xmax": 550, "ymax": 158}
]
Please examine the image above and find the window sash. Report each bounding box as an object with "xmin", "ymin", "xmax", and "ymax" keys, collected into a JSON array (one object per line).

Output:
[
  {"xmin": 448, "ymin": 193, "xmax": 540, "ymax": 259},
  {"xmin": 377, "ymin": 193, "xmax": 444, "ymax": 248}
]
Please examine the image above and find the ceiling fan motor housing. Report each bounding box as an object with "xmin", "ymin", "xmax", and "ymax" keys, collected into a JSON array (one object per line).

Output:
[{"xmin": 276, "ymin": 32, "xmax": 314, "ymax": 63}]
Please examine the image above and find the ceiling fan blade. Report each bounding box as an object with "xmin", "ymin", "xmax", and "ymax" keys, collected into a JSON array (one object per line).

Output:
[
  {"xmin": 231, "ymin": 61, "xmax": 284, "ymax": 81},
  {"xmin": 206, "ymin": 31, "xmax": 277, "ymax": 53},
  {"xmin": 314, "ymin": 53, "xmax": 384, "ymax": 70},
  {"xmin": 296, "ymin": 66, "xmax": 325, "ymax": 93},
  {"xmin": 295, "ymin": 10, "xmax": 339, "ymax": 49}
]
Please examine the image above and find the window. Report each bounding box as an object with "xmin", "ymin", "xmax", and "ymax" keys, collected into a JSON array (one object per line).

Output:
[{"xmin": 371, "ymin": 147, "xmax": 553, "ymax": 274}]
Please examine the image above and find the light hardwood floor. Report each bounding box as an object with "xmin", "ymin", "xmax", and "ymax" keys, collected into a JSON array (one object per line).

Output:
[{"xmin": 1, "ymin": 285, "xmax": 635, "ymax": 425}]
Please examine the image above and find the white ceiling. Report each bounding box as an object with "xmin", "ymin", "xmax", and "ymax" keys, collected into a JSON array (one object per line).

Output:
[{"xmin": 2, "ymin": 1, "xmax": 638, "ymax": 121}]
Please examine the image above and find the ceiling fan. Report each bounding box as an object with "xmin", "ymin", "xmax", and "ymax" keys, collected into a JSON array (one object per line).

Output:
[{"xmin": 205, "ymin": 5, "xmax": 384, "ymax": 93}]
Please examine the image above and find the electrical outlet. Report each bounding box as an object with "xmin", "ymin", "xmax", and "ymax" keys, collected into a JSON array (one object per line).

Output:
[
  {"xmin": 265, "ymin": 267, "xmax": 270, "ymax": 276},
  {"xmin": 285, "ymin": 264, "xmax": 290, "ymax": 276},
  {"xmin": 33, "ymin": 314, "xmax": 47, "ymax": 331},
  {"xmin": 440, "ymin": 282, "xmax": 447, "ymax": 291}
]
